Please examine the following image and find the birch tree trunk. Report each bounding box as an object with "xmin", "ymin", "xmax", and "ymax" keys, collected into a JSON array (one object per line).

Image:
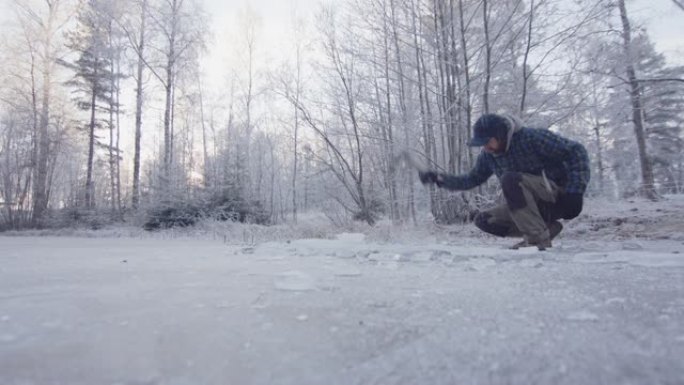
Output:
[
  {"xmin": 198, "ymin": 75, "xmax": 209, "ymax": 188},
  {"xmin": 392, "ymin": 0, "xmax": 416, "ymax": 223},
  {"xmin": 108, "ymin": 20, "xmax": 117, "ymax": 213},
  {"xmin": 457, "ymin": 0, "xmax": 474, "ymax": 166},
  {"xmin": 593, "ymin": 122, "xmax": 605, "ymax": 194},
  {"xmin": 519, "ymin": 0, "xmax": 534, "ymax": 117},
  {"xmin": 161, "ymin": 0, "xmax": 180, "ymax": 189},
  {"xmin": 482, "ymin": 0, "xmax": 492, "ymax": 114},
  {"xmin": 291, "ymin": 9, "xmax": 304, "ymax": 223},
  {"xmin": 115, "ymin": 57, "xmax": 122, "ymax": 212},
  {"xmin": 31, "ymin": 0, "xmax": 61, "ymax": 226},
  {"xmin": 433, "ymin": 0, "xmax": 448, "ymax": 167},
  {"xmin": 381, "ymin": 0, "xmax": 399, "ymax": 223},
  {"xmin": 445, "ymin": 0, "xmax": 460, "ymax": 174},
  {"xmin": 236, "ymin": 10, "xmax": 258, "ymax": 196},
  {"xmin": 85, "ymin": 62, "xmax": 99, "ymax": 209},
  {"xmin": 131, "ymin": 0, "xmax": 147, "ymax": 209},
  {"xmin": 411, "ymin": 0, "xmax": 438, "ymax": 217},
  {"xmin": 292, "ymin": 51, "xmax": 301, "ymax": 223},
  {"xmin": 162, "ymin": 54, "xmax": 175, "ymax": 187}
]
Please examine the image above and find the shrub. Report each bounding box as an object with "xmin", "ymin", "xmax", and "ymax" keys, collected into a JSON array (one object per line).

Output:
[
  {"xmin": 143, "ymin": 203, "xmax": 202, "ymax": 231},
  {"xmin": 143, "ymin": 189, "xmax": 270, "ymax": 231}
]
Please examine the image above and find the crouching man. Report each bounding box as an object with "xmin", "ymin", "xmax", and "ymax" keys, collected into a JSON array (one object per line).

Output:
[{"xmin": 419, "ymin": 113, "xmax": 590, "ymax": 250}]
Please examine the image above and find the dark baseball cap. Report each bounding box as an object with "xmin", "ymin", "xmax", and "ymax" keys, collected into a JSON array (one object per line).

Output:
[{"xmin": 468, "ymin": 113, "xmax": 509, "ymax": 147}]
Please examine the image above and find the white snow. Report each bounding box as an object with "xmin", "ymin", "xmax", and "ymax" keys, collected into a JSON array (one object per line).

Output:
[{"xmin": 1, "ymin": 196, "xmax": 684, "ymax": 385}]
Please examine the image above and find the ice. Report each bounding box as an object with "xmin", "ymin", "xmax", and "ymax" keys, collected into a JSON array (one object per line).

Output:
[
  {"xmin": 335, "ymin": 232, "xmax": 365, "ymax": 243},
  {"xmin": 331, "ymin": 267, "xmax": 362, "ymax": 277},
  {"xmin": 1, "ymin": 235, "xmax": 682, "ymax": 384},
  {"xmin": 566, "ymin": 310, "xmax": 600, "ymax": 322},
  {"xmin": 573, "ymin": 251, "xmax": 684, "ymax": 267},
  {"xmin": 1, "ymin": 196, "xmax": 684, "ymax": 384},
  {"xmin": 273, "ymin": 271, "xmax": 316, "ymax": 291},
  {"xmin": 464, "ymin": 257, "xmax": 497, "ymax": 271},
  {"xmin": 621, "ymin": 242, "xmax": 644, "ymax": 251},
  {"xmin": 518, "ymin": 258, "xmax": 544, "ymax": 268},
  {"xmin": 622, "ymin": 253, "xmax": 684, "ymax": 267},
  {"xmin": 605, "ymin": 297, "xmax": 627, "ymax": 305},
  {"xmin": 0, "ymin": 334, "xmax": 17, "ymax": 343}
]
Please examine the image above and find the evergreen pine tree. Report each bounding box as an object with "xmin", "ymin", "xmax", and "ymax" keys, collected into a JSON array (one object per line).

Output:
[{"xmin": 60, "ymin": 0, "xmax": 117, "ymax": 208}]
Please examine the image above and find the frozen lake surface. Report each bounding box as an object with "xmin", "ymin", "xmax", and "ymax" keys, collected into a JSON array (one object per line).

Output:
[{"xmin": 1, "ymin": 234, "xmax": 683, "ymax": 385}]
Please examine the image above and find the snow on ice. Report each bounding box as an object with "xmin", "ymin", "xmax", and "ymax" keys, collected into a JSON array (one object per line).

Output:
[{"xmin": 0, "ymin": 196, "xmax": 683, "ymax": 384}]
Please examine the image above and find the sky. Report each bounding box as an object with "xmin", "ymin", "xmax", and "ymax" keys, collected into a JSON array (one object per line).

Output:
[
  {"xmin": 0, "ymin": 0, "xmax": 681, "ymax": 67},
  {"xmin": 629, "ymin": 0, "xmax": 684, "ymax": 64},
  {"xmin": 0, "ymin": 0, "xmax": 681, "ymax": 88},
  {"xmin": 199, "ymin": 0, "xmax": 684, "ymax": 77},
  {"xmin": 200, "ymin": 0, "xmax": 327, "ymax": 84}
]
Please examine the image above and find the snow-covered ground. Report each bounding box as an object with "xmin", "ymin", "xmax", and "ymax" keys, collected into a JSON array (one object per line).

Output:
[{"xmin": 1, "ymin": 197, "xmax": 684, "ymax": 385}]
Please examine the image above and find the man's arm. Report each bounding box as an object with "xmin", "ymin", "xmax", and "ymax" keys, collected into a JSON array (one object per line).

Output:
[{"xmin": 421, "ymin": 153, "xmax": 493, "ymax": 191}]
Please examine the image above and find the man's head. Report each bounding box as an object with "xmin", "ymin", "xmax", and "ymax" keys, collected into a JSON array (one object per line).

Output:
[{"xmin": 469, "ymin": 113, "xmax": 510, "ymax": 154}]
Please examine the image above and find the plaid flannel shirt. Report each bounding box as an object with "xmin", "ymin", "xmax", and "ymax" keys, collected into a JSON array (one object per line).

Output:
[{"xmin": 440, "ymin": 127, "xmax": 590, "ymax": 194}]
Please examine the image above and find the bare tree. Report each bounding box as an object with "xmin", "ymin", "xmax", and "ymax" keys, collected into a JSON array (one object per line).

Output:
[
  {"xmin": 235, "ymin": 6, "xmax": 261, "ymax": 196},
  {"xmin": 280, "ymin": 6, "xmax": 376, "ymax": 224},
  {"xmin": 518, "ymin": 0, "xmax": 535, "ymax": 116},
  {"xmin": 11, "ymin": 0, "xmax": 68, "ymax": 224},
  {"xmin": 482, "ymin": 0, "xmax": 492, "ymax": 114},
  {"xmin": 129, "ymin": 0, "xmax": 148, "ymax": 209},
  {"xmin": 144, "ymin": 0, "xmax": 206, "ymax": 192},
  {"xmin": 33, "ymin": 0, "xmax": 59, "ymax": 222},
  {"xmin": 0, "ymin": 114, "xmax": 33, "ymax": 228},
  {"xmin": 290, "ymin": 5, "xmax": 306, "ymax": 223},
  {"xmin": 378, "ymin": 0, "xmax": 399, "ymax": 222},
  {"xmin": 101, "ymin": 1, "xmax": 126, "ymax": 214},
  {"xmin": 390, "ymin": 0, "xmax": 417, "ymax": 223},
  {"xmin": 409, "ymin": 0, "xmax": 439, "ymax": 216},
  {"xmin": 197, "ymin": 74, "xmax": 209, "ymax": 188},
  {"xmin": 1, "ymin": 0, "xmax": 75, "ymax": 228},
  {"xmin": 617, "ymin": 0, "xmax": 657, "ymax": 200},
  {"xmin": 457, "ymin": 0, "xmax": 474, "ymax": 161}
]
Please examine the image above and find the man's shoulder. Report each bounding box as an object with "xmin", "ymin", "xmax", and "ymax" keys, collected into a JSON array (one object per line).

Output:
[
  {"xmin": 512, "ymin": 126, "xmax": 547, "ymax": 143},
  {"xmin": 518, "ymin": 126, "xmax": 550, "ymax": 136},
  {"xmin": 515, "ymin": 127, "xmax": 564, "ymax": 143}
]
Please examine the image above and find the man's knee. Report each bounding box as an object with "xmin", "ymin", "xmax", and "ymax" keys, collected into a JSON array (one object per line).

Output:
[
  {"xmin": 501, "ymin": 171, "xmax": 526, "ymax": 210},
  {"xmin": 474, "ymin": 212, "xmax": 509, "ymax": 237}
]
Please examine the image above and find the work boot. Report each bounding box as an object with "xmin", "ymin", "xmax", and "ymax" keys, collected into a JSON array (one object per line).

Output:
[
  {"xmin": 510, "ymin": 236, "xmax": 551, "ymax": 251},
  {"xmin": 548, "ymin": 220, "xmax": 563, "ymax": 240},
  {"xmin": 533, "ymin": 237, "xmax": 552, "ymax": 251},
  {"xmin": 510, "ymin": 221, "xmax": 562, "ymax": 251}
]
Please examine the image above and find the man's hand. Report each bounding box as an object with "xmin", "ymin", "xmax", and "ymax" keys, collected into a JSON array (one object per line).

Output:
[
  {"xmin": 557, "ymin": 192, "xmax": 583, "ymax": 219},
  {"xmin": 419, "ymin": 171, "xmax": 444, "ymax": 187}
]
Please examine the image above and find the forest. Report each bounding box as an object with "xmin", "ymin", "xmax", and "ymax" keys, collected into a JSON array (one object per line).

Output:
[{"xmin": 1, "ymin": 0, "xmax": 683, "ymax": 231}]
